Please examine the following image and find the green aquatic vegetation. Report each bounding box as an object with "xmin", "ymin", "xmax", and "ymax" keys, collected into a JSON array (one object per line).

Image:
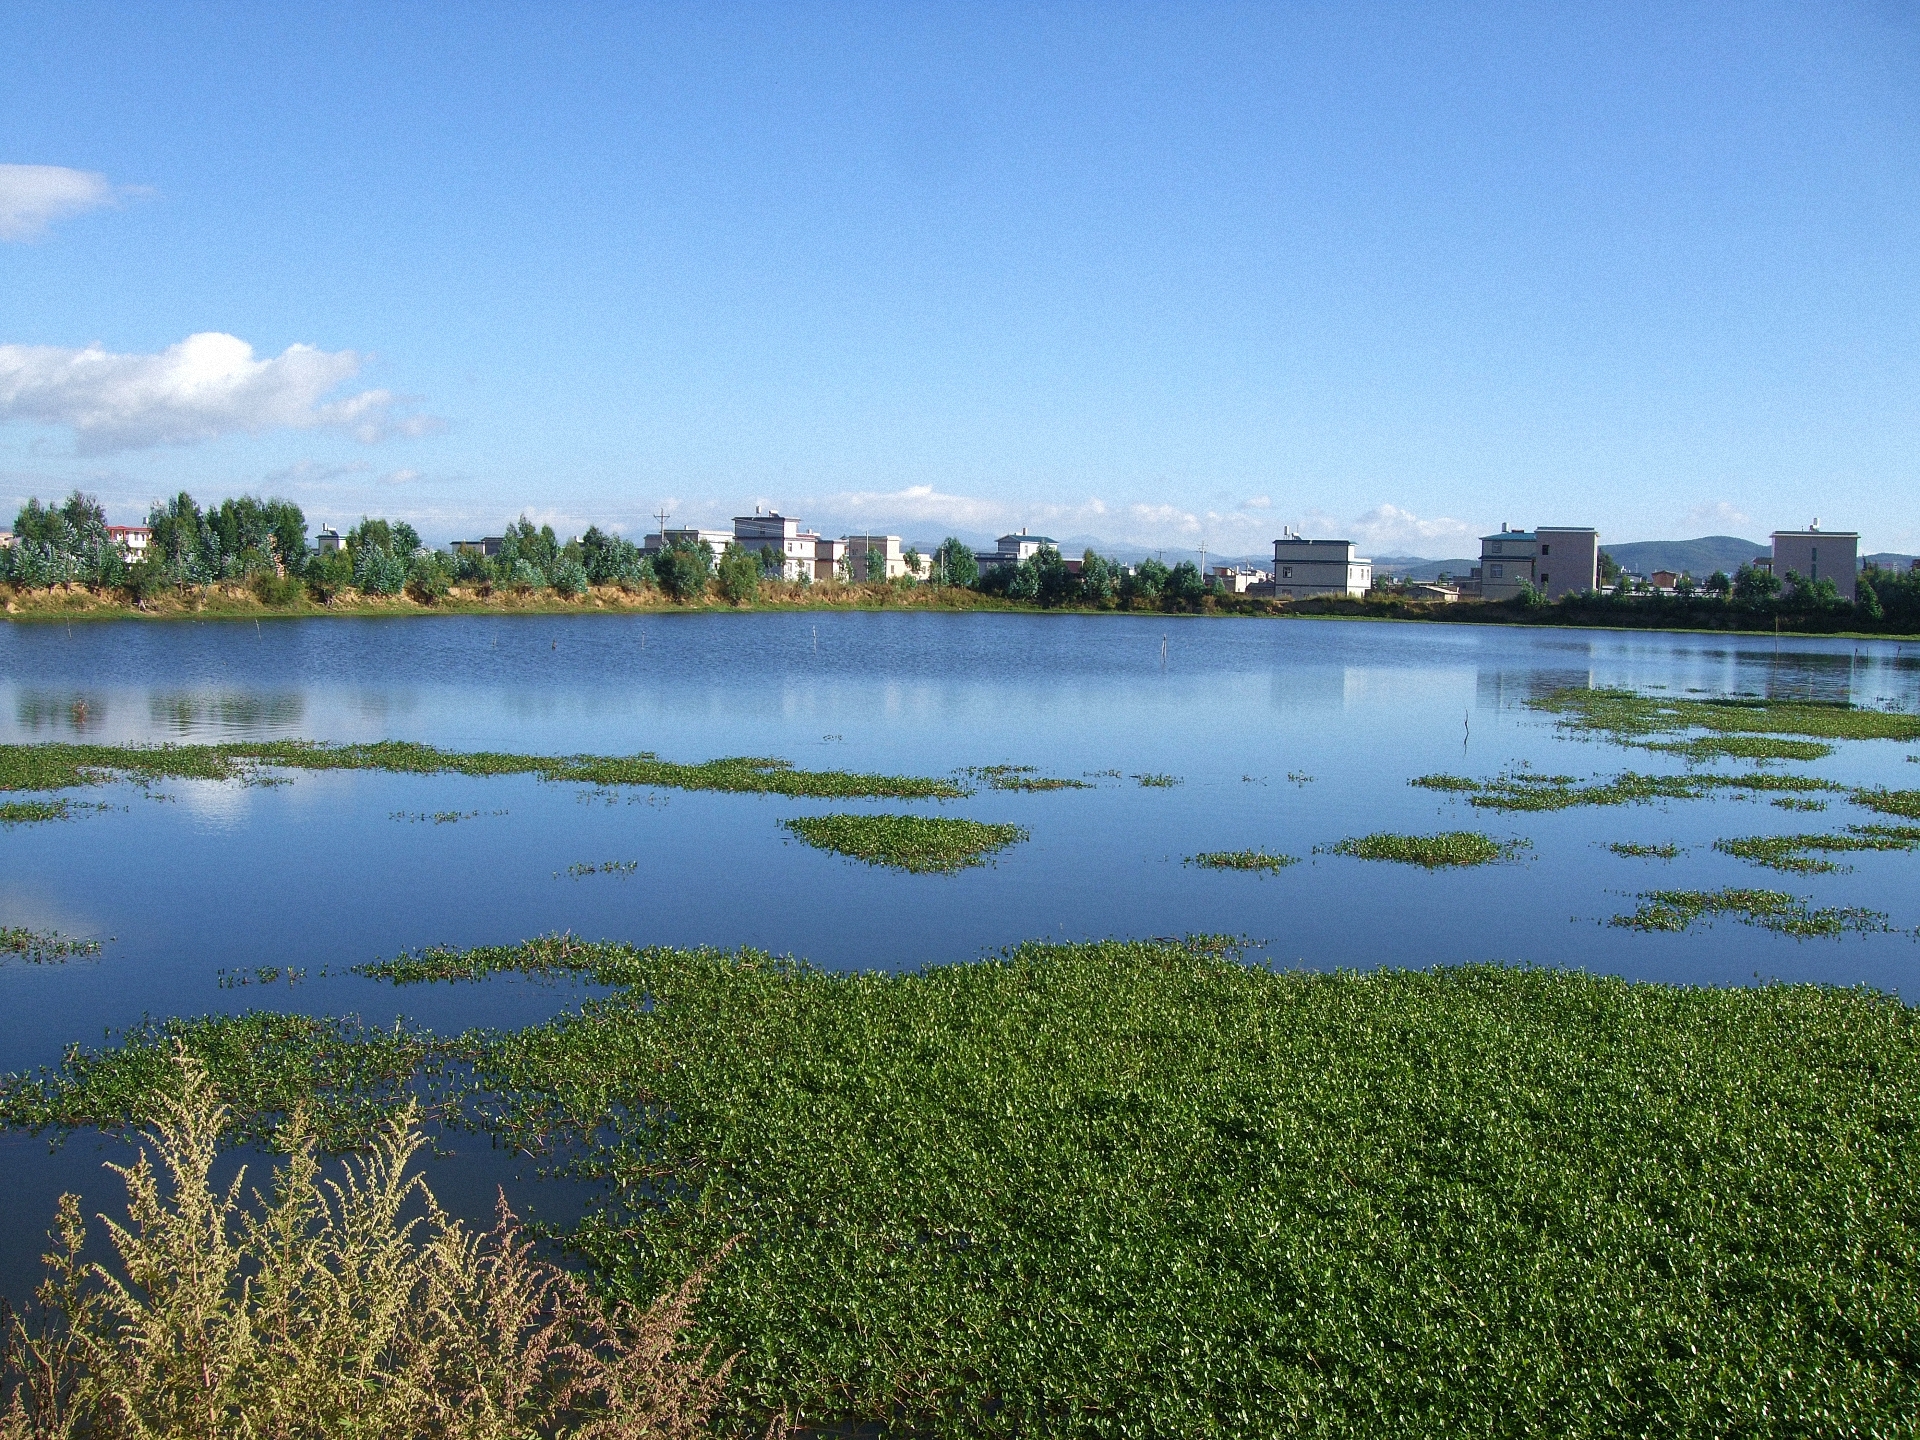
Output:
[
  {"xmin": 216, "ymin": 964, "xmax": 309, "ymax": 989},
  {"xmin": 1852, "ymin": 788, "xmax": 1920, "ymax": 819},
  {"xmin": 389, "ymin": 808, "xmax": 501, "ymax": 823},
  {"xmin": 86, "ymin": 939, "xmax": 1920, "ymax": 1434},
  {"xmin": 1713, "ymin": 824, "xmax": 1920, "ymax": 875},
  {"xmin": 781, "ymin": 814, "xmax": 1028, "ymax": 873},
  {"xmin": 1612, "ymin": 888, "xmax": 1891, "ymax": 937},
  {"xmin": 960, "ymin": 764, "xmax": 1092, "ymax": 792},
  {"xmin": 0, "ymin": 739, "xmax": 967, "ymax": 800},
  {"xmin": 1131, "ymin": 772, "xmax": 1181, "ymax": 788},
  {"xmin": 1772, "ymin": 796, "xmax": 1828, "ymax": 811},
  {"xmin": 1410, "ymin": 773, "xmax": 1480, "ymax": 792},
  {"xmin": 0, "ymin": 798, "xmax": 78, "ymax": 823},
  {"xmin": 1608, "ymin": 842, "xmax": 1680, "ymax": 859},
  {"xmin": 1186, "ymin": 849, "xmax": 1300, "ymax": 872},
  {"xmin": 566, "ymin": 860, "xmax": 640, "ymax": 878},
  {"xmin": 1431, "ymin": 768, "xmax": 1840, "ymax": 812},
  {"xmin": 0, "ymin": 1013, "xmax": 438, "ymax": 1150},
  {"xmin": 1534, "ymin": 687, "xmax": 1920, "ymax": 743},
  {"xmin": 1318, "ymin": 831, "xmax": 1527, "ymax": 867},
  {"xmin": 1, "ymin": 926, "xmax": 102, "ymax": 963},
  {"xmin": 1640, "ymin": 734, "xmax": 1836, "ymax": 762}
]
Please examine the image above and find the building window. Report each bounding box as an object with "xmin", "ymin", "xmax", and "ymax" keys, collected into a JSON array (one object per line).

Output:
[
  {"xmin": 1540, "ymin": 544, "xmax": 1550, "ymax": 556},
  {"xmin": 1282, "ymin": 567, "xmax": 1292, "ymax": 578},
  {"xmin": 1539, "ymin": 573, "xmax": 1549, "ymax": 586},
  {"xmin": 1490, "ymin": 564, "xmax": 1503, "ymax": 578}
]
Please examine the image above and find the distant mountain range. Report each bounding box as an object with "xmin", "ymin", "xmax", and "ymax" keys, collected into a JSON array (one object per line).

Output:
[{"xmin": 1599, "ymin": 536, "xmax": 1766, "ymax": 577}]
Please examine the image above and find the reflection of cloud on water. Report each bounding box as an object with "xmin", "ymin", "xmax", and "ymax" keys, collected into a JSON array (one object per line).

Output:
[
  {"xmin": 169, "ymin": 780, "xmax": 259, "ymax": 830},
  {"xmin": 0, "ymin": 883, "xmax": 106, "ymax": 949}
]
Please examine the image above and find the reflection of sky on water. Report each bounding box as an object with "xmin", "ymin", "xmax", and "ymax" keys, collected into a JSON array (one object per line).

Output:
[{"xmin": 3, "ymin": 613, "xmax": 1918, "ymax": 1298}]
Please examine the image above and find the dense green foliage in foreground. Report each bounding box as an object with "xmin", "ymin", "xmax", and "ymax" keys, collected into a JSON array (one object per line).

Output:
[
  {"xmin": 780, "ymin": 814, "xmax": 1028, "ymax": 872},
  {"xmin": 0, "ymin": 739, "xmax": 965, "ymax": 800},
  {"xmin": 13, "ymin": 941, "xmax": 1920, "ymax": 1435},
  {"xmin": 1319, "ymin": 831, "xmax": 1527, "ymax": 867}
]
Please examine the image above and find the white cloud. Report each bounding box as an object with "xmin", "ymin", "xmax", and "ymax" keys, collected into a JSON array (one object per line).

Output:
[
  {"xmin": 0, "ymin": 332, "xmax": 443, "ymax": 453},
  {"xmin": 0, "ymin": 164, "xmax": 116, "ymax": 240},
  {"xmin": 1239, "ymin": 495, "xmax": 1272, "ymax": 510},
  {"xmin": 383, "ymin": 468, "xmax": 422, "ymax": 485},
  {"xmin": 1684, "ymin": 500, "xmax": 1751, "ymax": 529},
  {"xmin": 1344, "ymin": 503, "xmax": 1475, "ymax": 556}
]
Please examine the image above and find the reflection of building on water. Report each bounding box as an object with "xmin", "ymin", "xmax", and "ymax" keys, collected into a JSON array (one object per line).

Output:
[
  {"xmin": 1477, "ymin": 666, "xmax": 1593, "ymax": 713},
  {"xmin": 149, "ymin": 691, "xmax": 308, "ymax": 735},
  {"xmin": 15, "ymin": 691, "xmax": 109, "ymax": 735}
]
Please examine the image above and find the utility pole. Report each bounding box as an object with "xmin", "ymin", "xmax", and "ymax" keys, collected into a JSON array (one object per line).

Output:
[{"xmin": 653, "ymin": 505, "xmax": 671, "ymax": 538}]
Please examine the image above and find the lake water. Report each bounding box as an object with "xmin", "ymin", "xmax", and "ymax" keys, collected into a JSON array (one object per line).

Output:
[{"xmin": 4, "ymin": 611, "xmax": 1918, "ymax": 1298}]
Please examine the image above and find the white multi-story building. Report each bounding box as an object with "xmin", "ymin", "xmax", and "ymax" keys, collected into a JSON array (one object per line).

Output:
[
  {"xmin": 975, "ymin": 531, "xmax": 1058, "ymax": 572},
  {"xmin": 643, "ymin": 527, "xmax": 733, "ymax": 562},
  {"xmin": 732, "ymin": 510, "xmax": 816, "ymax": 580},
  {"xmin": 1771, "ymin": 524, "xmax": 1857, "ymax": 601},
  {"xmin": 845, "ymin": 534, "xmax": 920, "ymax": 581},
  {"xmin": 314, "ymin": 526, "xmax": 345, "ymax": 555},
  {"xmin": 1208, "ymin": 564, "xmax": 1272, "ymax": 594},
  {"xmin": 1474, "ymin": 525, "xmax": 1598, "ymax": 601},
  {"xmin": 1271, "ymin": 531, "xmax": 1372, "ymax": 598},
  {"xmin": 106, "ymin": 525, "xmax": 151, "ymax": 560}
]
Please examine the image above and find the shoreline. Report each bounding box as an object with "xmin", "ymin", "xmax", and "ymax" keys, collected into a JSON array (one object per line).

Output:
[{"xmin": 4, "ymin": 580, "xmax": 1916, "ymax": 641}]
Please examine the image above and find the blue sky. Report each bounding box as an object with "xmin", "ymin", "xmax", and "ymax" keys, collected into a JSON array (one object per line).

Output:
[{"xmin": 3, "ymin": 2, "xmax": 1917, "ymax": 557}]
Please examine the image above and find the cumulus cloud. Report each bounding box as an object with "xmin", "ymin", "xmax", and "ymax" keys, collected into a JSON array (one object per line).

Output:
[
  {"xmin": 1344, "ymin": 503, "xmax": 1475, "ymax": 555},
  {"xmin": 0, "ymin": 164, "xmax": 117, "ymax": 240},
  {"xmin": 0, "ymin": 332, "xmax": 443, "ymax": 453},
  {"xmin": 1685, "ymin": 500, "xmax": 1751, "ymax": 529}
]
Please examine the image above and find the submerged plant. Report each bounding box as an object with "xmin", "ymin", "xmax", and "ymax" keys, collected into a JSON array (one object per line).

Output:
[
  {"xmin": 781, "ymin": 815, "xmax": 1027, "ymax": 873},
  {"xmin": 1608, "ymin": 842, "xmax": 1680, "ymax": 859},
  {"xmin": 959, "ymin": 765, "xmax": 1091, "ymax": 792},
  {"xmin": 1131, "ymin": 773, "xmax": 1181, "ymax": 788},
  {"xmin": 1611, "ymin": 888, "xmax": 1890, "ymax": 937},
  {"xmin": 1317, "ymin": 831, "xmax": 1528, "ymax": 868},
  {"xmin": 0, "ymin": 801, "xmax": 75, "ymax": 825},
  {"xmin": 0, "ymin": 928, "xmax": 101, "ymax": 964},
  {"xmin": 0, "ymin": 1052, "xmax": 741, "ymax": 1440},
  {"xmin": 1186, "ymin": 850, "xmax": 1299, "ymax": 873}
]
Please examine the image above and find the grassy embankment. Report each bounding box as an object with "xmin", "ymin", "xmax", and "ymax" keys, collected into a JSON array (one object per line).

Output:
[
  {"xmin": 0, "ymin": 739, "xmax": 966, "ymax": 801},
  {"xmin": 6, "ymin": 938, "xmax": 1919, "ymax": 1434}
]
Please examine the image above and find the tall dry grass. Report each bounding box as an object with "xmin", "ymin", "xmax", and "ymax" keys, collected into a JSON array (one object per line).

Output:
[{"xmin": 0, "ymin": 1052, "xmax": 756, "ymax": 1439}]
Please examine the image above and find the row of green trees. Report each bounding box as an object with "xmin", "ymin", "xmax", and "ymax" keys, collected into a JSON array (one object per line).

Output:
[{"xmin": 1511, "ymin": 561, "xmax": 1920, "ymax": 631}]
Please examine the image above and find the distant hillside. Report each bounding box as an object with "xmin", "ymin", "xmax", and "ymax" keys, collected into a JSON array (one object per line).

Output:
[
  {"xmin": 1864, "ymin": 553, "xmax": 1918, "ymax": 572},
  {"xmin": 1375, "ymin": 555, "xmax": 1476, "ymax": 582},
  {"xmin": 1600, "ymin": 536, "xmax": 1765, "ymax": 578}
]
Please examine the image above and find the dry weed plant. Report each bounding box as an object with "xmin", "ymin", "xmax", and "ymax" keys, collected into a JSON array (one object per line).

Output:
[{"xmin": 0, "ymin": 1051, "xmax": 759, "ymax": 1440}]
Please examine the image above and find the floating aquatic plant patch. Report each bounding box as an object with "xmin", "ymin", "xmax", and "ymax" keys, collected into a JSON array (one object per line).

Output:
[
  {"xmin": 1417, "ymin": 768, "xmax": 1839, "ymax": 812},
  {"xmin": 1852, "ymin": 788, "xmax": 1920, "ymax": 820},
  {"xmin": 1318, "ymin": 831, "xmax": 1527, "ymax": 867},
  {"xmin": 1611, "ymin": 888, "xmax": 1891, "ymax": 937},
  {"xmin": 0, "ymin": 926, "xmax": 101, "ymax": 963},
  {"xmin": 1187, "ymin": 849, "xmax": 1300, "ymax": 872},
  {"xmin": 1132, "ymin": 773, "xmax": 1181, "ymax": 788},
  {"xmin": 1772, "ymin": 796, "xmax": 1828, "ymax": 812},
  {"xmin": 1712, "ymin": 825, "xmax": 1920, "ymax": 875},
  {"xmin": 781, "ymin": 814, "xmax": 1028, "ymax": 873},
  {"xmin": 0, "ymin": 1012, "xmax": 438, "ymax": 1149},
  {"xmin": 959, "ymin": 765, "xmax": 1092, "ymax": 792},
  {"xmin": 1608, "ymin": 842, "xmax": 1680, "ymax": 859},
  {"xmin": 0, "ymin": 740, "xmax": 967, "ymax": 800},
  {"xmin": 23, "ymin": 938, "xmax": 1920, "ymax": 1433},
  {"xmin": 0, "ymin": 799, "xmax": 79, "ymax": 824},
  {"xmin": 1639, "ymin": 735, "xmax": 1837, "ymax": 762},
  {"xmin": 1533, "ymin": 687, "xmax": 1920, "ymax": 744},
  {"xmin": 565, "ymin": 860, "xmax": 640, "ymax": 878}
]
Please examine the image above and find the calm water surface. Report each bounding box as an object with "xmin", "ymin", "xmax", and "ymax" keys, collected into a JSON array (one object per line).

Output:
[{"xmin": 4, "ymin": 611, "xmax": 1918, "ymax": 1294}]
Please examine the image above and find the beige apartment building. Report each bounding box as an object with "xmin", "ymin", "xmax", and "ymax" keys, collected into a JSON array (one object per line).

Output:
[
  {"xmin": 1475, "ymin": 525, "xmax": 1598, "ymax": 601},
  {"xmin": 1771, "ymin": 525, "xmax": 1857, "ymax": 601}
]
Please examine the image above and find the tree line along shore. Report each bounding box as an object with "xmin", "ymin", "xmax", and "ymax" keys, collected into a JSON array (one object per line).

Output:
[{"xmin": 7, "ymin": 487, "xmax": 1920, "ymax": 634}]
